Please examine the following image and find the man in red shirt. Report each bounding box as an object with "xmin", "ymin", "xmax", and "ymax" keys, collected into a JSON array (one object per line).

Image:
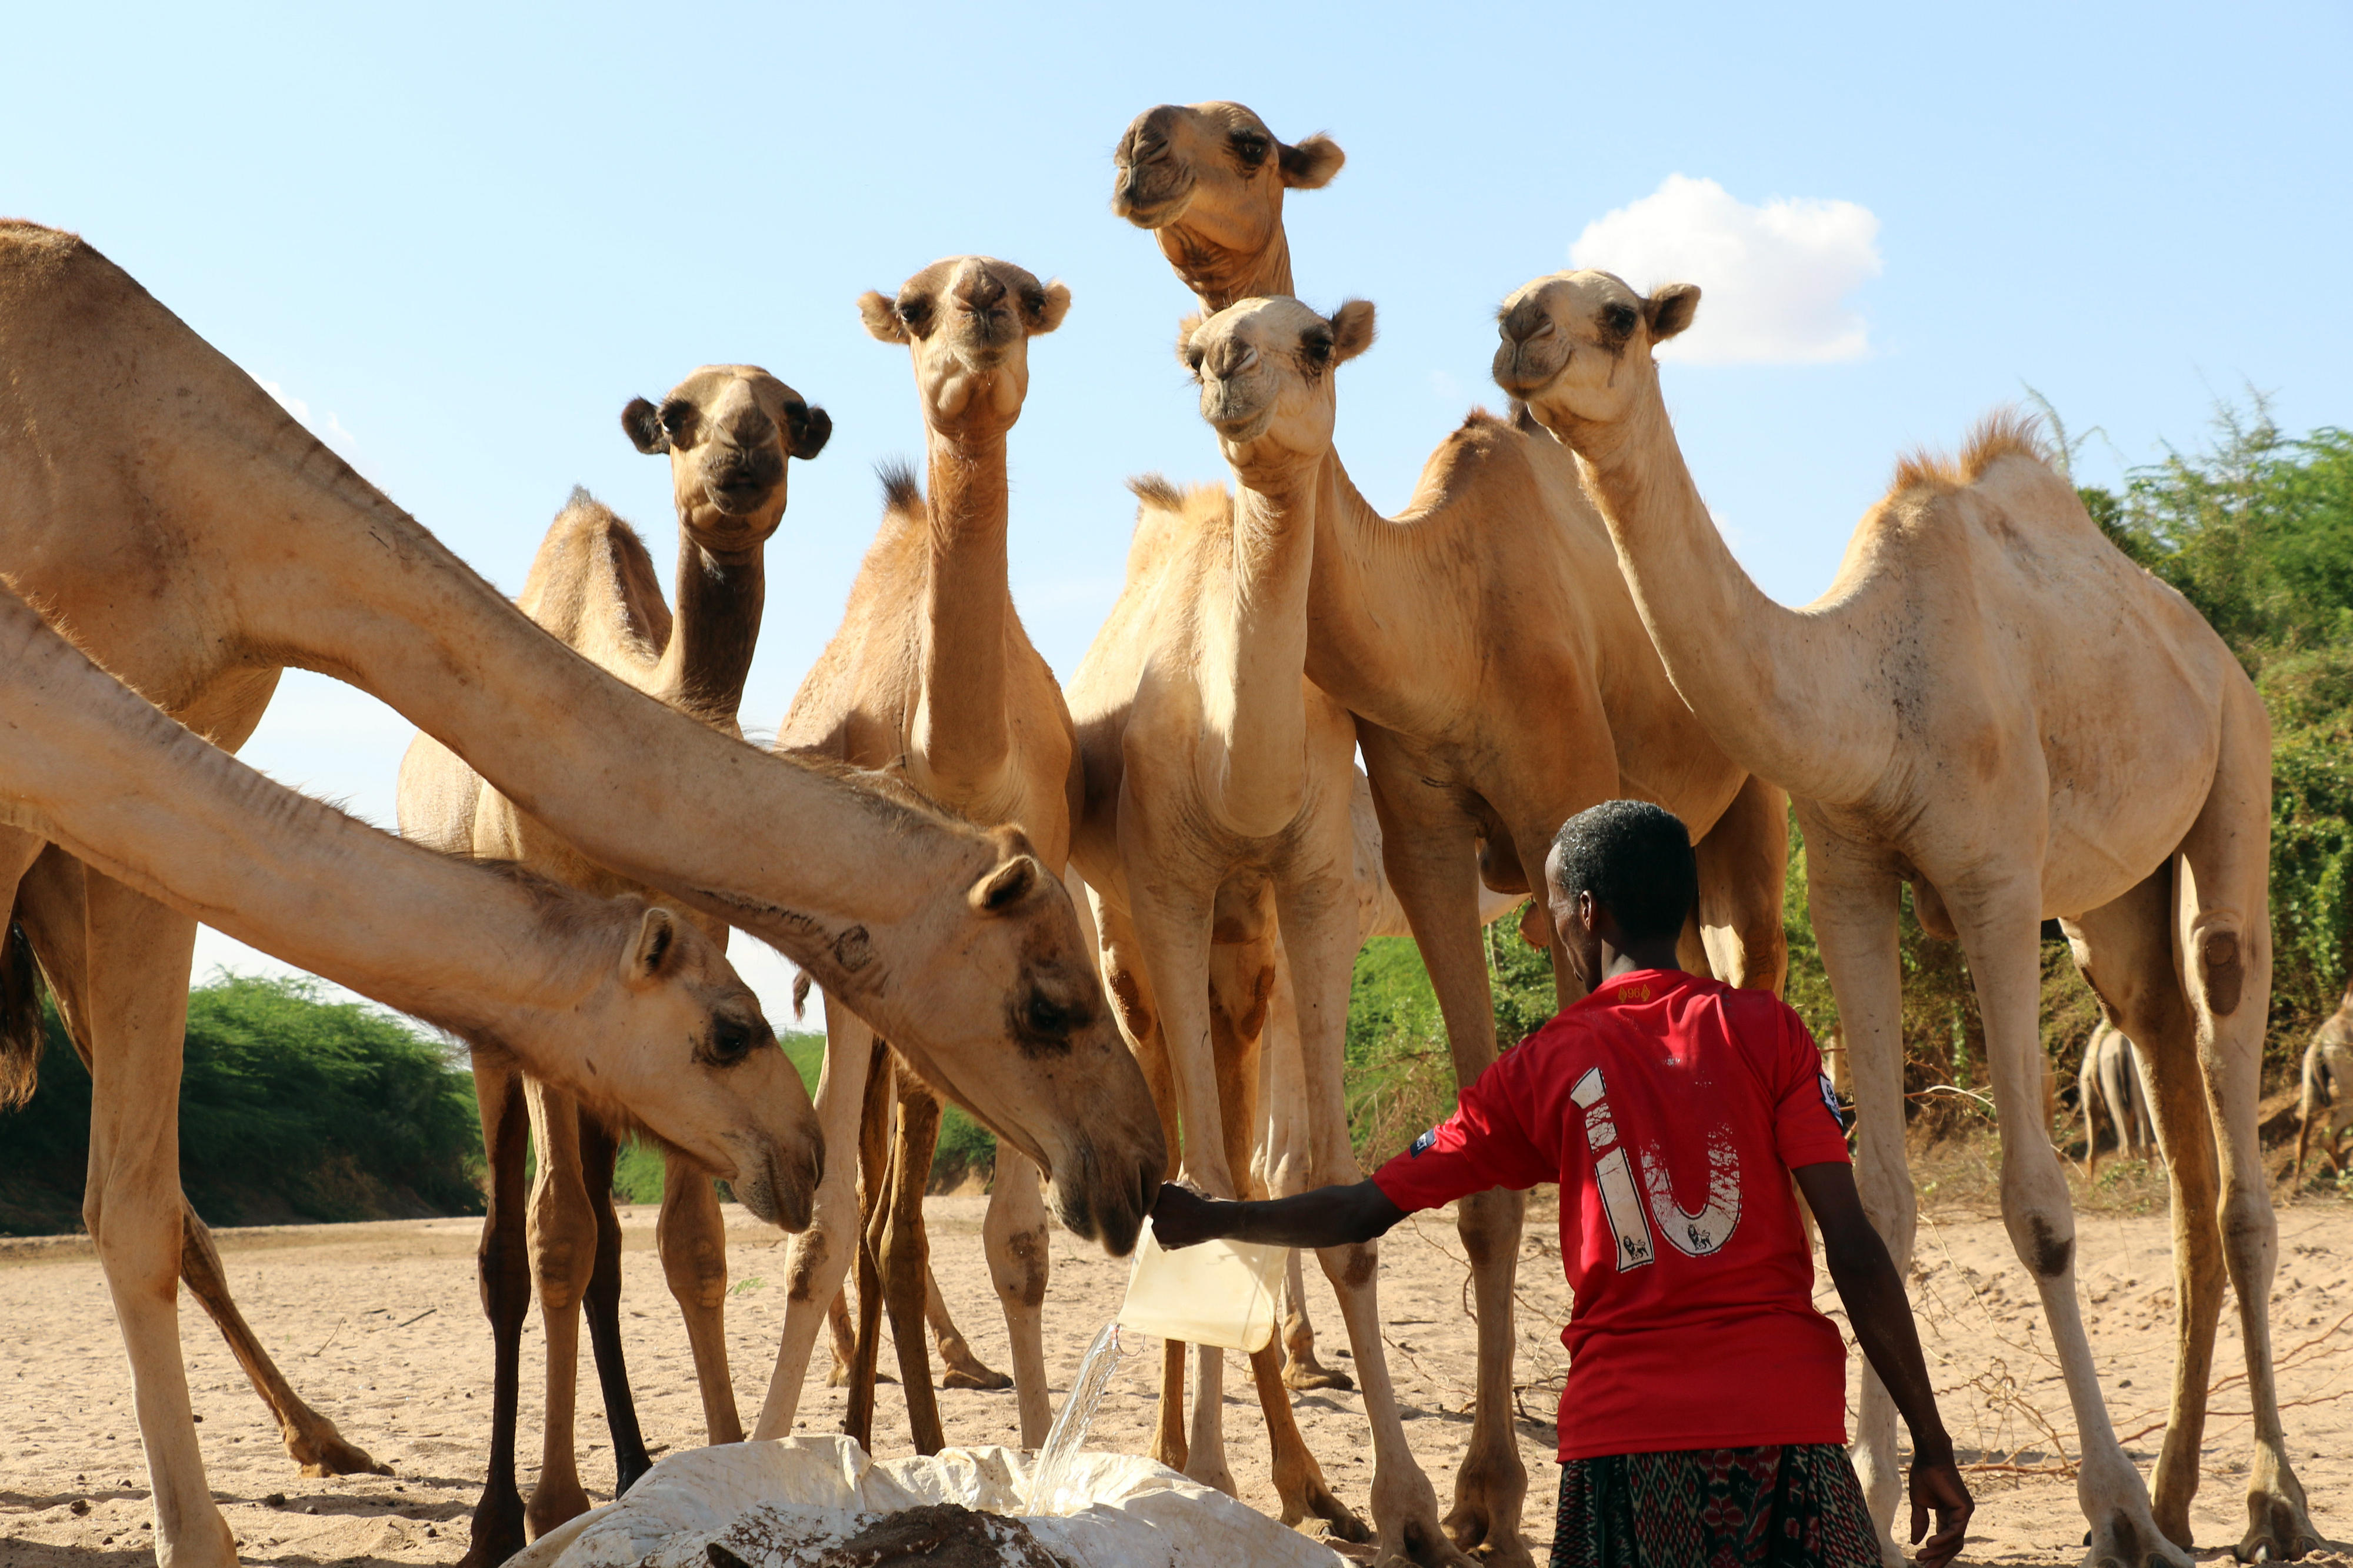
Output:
[{"xmin": 1152, "ymin": 800, "xmax": 1971, "ymax": 1568}]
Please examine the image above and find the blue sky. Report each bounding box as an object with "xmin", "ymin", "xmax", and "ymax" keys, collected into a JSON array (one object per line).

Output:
[{"xmin": 6, "ymin": 0, "xmax": 2348, "ymax": 1020}]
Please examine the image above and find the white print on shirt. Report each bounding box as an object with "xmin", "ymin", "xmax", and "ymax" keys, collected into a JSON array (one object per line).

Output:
[
  {"xmin": 1638, "ymin": 1132, "xmax": 1742, "ymax": 1257},
  {"xmin": 1571, "ymin": 1067, "xmax": 1655, "ymax": 1270}
]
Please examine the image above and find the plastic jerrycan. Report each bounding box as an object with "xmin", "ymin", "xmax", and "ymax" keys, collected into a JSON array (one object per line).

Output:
[{"xmin": 1114, "ymin": 1216, "xmax": 1286, "ymax": 1352}]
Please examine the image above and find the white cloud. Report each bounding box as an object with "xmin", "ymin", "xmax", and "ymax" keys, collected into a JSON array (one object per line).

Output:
[
  {"xmin": 1569, "ymin": 175, "xmax": 1881, "ymax": 365},
  {"xmin": 1431, "ymin": 369, "xmax": 1462, "ymax": 403},
  {"xmin": 259, "ymin": 379, "xmax": 363, "ymax": 462}
]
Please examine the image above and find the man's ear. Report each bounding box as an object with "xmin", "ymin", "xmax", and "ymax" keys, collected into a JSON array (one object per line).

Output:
[
  {"xmin": 1646, "ymin": 282, "xmax": 1701, "ymax": 343},
  {"xmin": 623, "ymin": 906, "xmax": 678, "ymax": 989},
  {"xmin": 1329, "ymin": 299, "xmax": 1377, "ymax": 364},
  {"xmin": 1278, "ymin": 133, "xmax": 1345, "ymax": 190},
  {"xmin": 621, "ymin": 396, "xmax": 669, "ymax": 455},
  {"xmin": 1032, "ymin": 280, "xmax": 1073, "ymax": 335},
  {"xmin": 858, "ymin": 290, "xmax": 908, "ymax": 343}
]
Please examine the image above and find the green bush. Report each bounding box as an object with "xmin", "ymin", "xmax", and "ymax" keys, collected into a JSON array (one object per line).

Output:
[{"xmin": 0, "ymin": 974, "xmax": 482, "ymax": 1234}]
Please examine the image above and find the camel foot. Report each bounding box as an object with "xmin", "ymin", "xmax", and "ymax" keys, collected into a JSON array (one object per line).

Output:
[
  {"xmin": 291, "ymin": 1423, "xmax": 389, "ymax": 1479},
  {"xmin": 2081, "ymin": 1506, "xmax": 2197, "ymax": 1568},
  {"xmin": 1183, "ymin": 1454, "xmax": 1241, "ymax": 1500},
  {"xmin": 1274, "ymin": 1461, "xmax": 1370, "ymax": 1543},
  {"xmin": 1378, "ymin": 1513, "xmax": 1482, "ymax": 1568},
  {"xmin": 1282, "ymin": 1358, "xmax": 1355, "ymax": 1392},
  {"xmin": 939, "ymin": 1358, "xmax": 1013, "ymax": 1392},
  {"xmin": 2237, "ymin": 1486, "xmax": 2323, "ymax": 1562},
  {"xmin": 524, "ymin": 1479, "xmax": 593, "ymax": 1542},
  {"xmin": 460, "ymin": 1484, "xmax": 525, "ymax": 1568},
  {"xmin": 1442, "ymin": 1447, "xmax": 1531, "ymax": 1568},
  {"xmin": 826, "ymin": 1362, "xmax": 896, "ymax": 1388}
]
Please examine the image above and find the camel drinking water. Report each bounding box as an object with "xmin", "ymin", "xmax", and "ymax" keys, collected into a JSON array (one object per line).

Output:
[
  {"xmin": 1497, "ymin": 266, "xmax": 2316, "ymax": 1566},
  {"xmin": 0, "ymin": 220, "xmax": 1165, "ymax": 1568}
]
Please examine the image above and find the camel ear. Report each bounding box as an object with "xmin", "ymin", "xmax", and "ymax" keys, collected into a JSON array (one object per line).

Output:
[
  {"xmin": 1278, "ymin": 133, "xmax": 1345, "ymax": 190},
  {"xmin": 785, "ymin": 402, "xmax": 832, "ymax": 460},
  {"xmin": 1175, "ymin": 311, "xmax": 1208, "ymax": 371},
  {"xmin": 1646, "ymin": 283, "xmax": 1700, "ymax": 343},
  {"xmin": 968, "ymin": 855, "xmax": 1042, "ymax": 914},
  {"xmin": 1031, "ymin": 281, "xmax": 1072, "ymax": 336},
  {"xmin": 624, "ymin": 906, "xmax": 679, "ymax": 989},
  {"xmin": 622, "ymin": 397, "xmax": 669, "ymax": 455},
  {"xmin": 1329, "ymin": 299, "xmax": 1377, "ymax": 365},
  {"xmin": 859, "ymin": 291, "xmax": 908, "ymax": 343}
]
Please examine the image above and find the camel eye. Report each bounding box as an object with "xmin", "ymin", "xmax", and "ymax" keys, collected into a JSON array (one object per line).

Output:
[
  {"xmin": 1602, "ymin": 303, "xmax": 1638, "ymax": 335},
  {"xmin": 898, "ymin": 296, "xmax": 932, "ymax": 327},
  {"xmin": 1232, "ymin": 132, "xmax": 1269, "ymax": 166},
  {"xmin": 1302, "ymin": 331, "xmax": 1333, "ymax": 366},
  {"xmin": 1023, "ymin": 291, "xmax": 1047, "ymax": 316},
  {"xmin": 702, "ymin": 1016, "xmax": 767, "ymax": 1067}
]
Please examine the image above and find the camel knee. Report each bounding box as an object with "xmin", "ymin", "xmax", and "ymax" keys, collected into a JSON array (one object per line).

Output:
[
  {"xmin": 2195, "ymin": 926, "xmax": 2247, "ymax": 1016},
  {"xmin": 1316, "ymin": 1239, "xmax": 1378, "ymax": 1292},
  {"xmin": 2004, "ymin": 1205, "xmax": 2075, "ymax": 1279},
  {"xmin": 991, "ymin": 1227, "xmax": 1049, "ymax": 1310}
]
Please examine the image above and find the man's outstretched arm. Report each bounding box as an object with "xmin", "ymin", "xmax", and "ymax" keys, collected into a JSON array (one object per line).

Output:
[
  {"xmin": 1149, "ymin": 1179, "xmax": 1407, "ymax": 1252},
  {"xmin": 1794, "ymin": 1160, "xmax": 1973, "ymax": 1568}
]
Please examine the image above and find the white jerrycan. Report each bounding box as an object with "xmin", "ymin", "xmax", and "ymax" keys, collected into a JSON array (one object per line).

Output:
[{"xmin": 1114, "ymin": 1216, "xmax": 1285, "ymax": 1352}]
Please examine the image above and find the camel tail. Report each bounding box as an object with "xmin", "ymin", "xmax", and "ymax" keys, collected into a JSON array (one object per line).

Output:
[{"xmin": 0, "ymin": 912, "xmax": 45, "ymax": 1109}]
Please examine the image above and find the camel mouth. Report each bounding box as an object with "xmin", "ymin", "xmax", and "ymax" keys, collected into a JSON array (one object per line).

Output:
[
  {"xmin": 1113, "ymin": 175, "xmax": 1194, "ymax": 231},
  {"xmin": 705, "ymin": 476, "xmax": 779, "ymax": 516},
  {"xmin": 728, "ymin": 1130, "xmax": 820, "ymax": 1232},
  {"xmin": 1048, "ymin": 1136, "xmax": 1161, "ymax": 1257},
  {"xmin": 1207, "ymin": 404, "xmax": 1275, "ymax": 444},
  {"xmin": 1490, "ymin": 339, "xmax": 1569, "ymax": 400}
]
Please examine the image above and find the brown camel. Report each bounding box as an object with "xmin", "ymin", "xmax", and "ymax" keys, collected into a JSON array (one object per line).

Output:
[
  {"xmin": 756, "ymin": 256, "xmax": 1078, "ymax": 1455},
  {"xmin": 2294, "ymin": 983, "xmax": 2352, "ymax": 1176},
  {"xmin": 0, "ymin": 581, "xmax": 822, "ymax": 1568},
  {"xmin": 397, "ymin": 361, "xmax": 828, "ymax": 1541},
  {"xmin": 1497, "ymin": 265, "xmax": 2318, "ymax": 1566},
  {"xmin": 1112, "ymin": 111, "xmax": 1788, "ymax": 1564},
  {"xmin": 0, "ymin": 219, "xmax": 1164, "ymax": 1568}
]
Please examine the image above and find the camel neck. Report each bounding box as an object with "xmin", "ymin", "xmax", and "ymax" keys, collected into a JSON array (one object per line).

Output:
[
  {"xmin": 233, "ymin": 428, "xmax": 974, "ymax": 1000},
  {"xmin": 1164, "ymin": 226, "xmax": 1294, "ymax": 313},
  {"xmin": 912, "ymin": 429, "xmax": 1014, "ymax": 803},
  {"xmin": 654, "ymin": 533, "xmax": 764, "ymax": 725},
  {"xmin": 1287, "ymin": 452, "xmax": 1456, "ymax": 727},
  {"xmin": 1198, "ymin": 459, "xmax": 1322, "ymax": 837},
  {"xmin": 0, "ymin": 589, "xmax": 598, "ymax": 1052},
  {"xmin": 1567, "ymin": 384, "xmax": 1882, "ymax": 803}
]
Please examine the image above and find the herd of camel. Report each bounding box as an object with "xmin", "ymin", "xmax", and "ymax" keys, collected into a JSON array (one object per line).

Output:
[{"xmin": 0, "ymin": 98, "xmax": 2331, "ymax": 1568}]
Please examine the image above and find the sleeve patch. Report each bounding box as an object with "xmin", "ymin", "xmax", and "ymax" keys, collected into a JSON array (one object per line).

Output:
[
  {"xmin": 1819, "ymin": 1073, "xmax": 1848, "ymax": 1129},
  {"xmin": 1409, "ymin": 1127, "xmax": 1438, "ymax": 1157}
]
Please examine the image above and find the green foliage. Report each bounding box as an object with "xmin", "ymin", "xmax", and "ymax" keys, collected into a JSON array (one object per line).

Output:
[{"xmin": 0, "ymin": 974, "xmax": 482, "ymax": 1234}]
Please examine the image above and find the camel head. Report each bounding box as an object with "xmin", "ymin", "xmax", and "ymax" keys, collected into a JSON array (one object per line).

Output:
[
  {"xmin": 1179, "ymin": 295, "xmax": 1376, "ymax": 481},
  {"xmin": 538, "ymin": 896, "xmax": 824, "ymax": 1232},
  {"xmin": 1112, "ymin": 102, "xmax": 1343, "ymax": 307},
  {"xmin": 859, "ymin": 257, "xmax": 1070, "ymax": 445},
  {"xmin": 622, "ymin": 366, "xmax": 831, "ymax": 557},
  {"xmin": 865, "ymin": 823, "xmax": 1166, "ymax": 1256},
  {"xmin": 1491, "ymin": 269, "xmax": 1698, "ymax": 438}
]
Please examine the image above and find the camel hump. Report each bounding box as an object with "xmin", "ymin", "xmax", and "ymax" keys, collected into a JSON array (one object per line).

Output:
[
  {"xmin": 877, "ymin": 459, "xmax": 924, "ymax": 519},
  {"xmin": 515, "ymin": 488, "xmax": 672, "ymax": 655},
  {"xmin": 1888, "ymin": 408, "xmax": 2058, "ymax": 498}
]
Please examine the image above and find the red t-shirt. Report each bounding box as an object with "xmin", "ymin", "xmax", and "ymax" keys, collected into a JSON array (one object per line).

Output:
[{"xmin": 1372, "ymin": 968, "xmax": 1854, "ymax": 1460}]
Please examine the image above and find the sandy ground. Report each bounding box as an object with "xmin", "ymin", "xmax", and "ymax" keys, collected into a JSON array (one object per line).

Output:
[{"xmin": 2, "ymin": 1182, "xmax": 2348, "ymax": 1567}]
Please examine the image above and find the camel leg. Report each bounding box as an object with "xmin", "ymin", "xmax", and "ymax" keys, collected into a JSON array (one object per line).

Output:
[
  {"xmin": 980, "ymin": 1145, "xmax": 1054, "ymax": 1445},
  {"xmin": 2177, "ymin": 696, "xmax": 2318, "ymax": 1562},
  {"xmin": 1364, "ymin": 753, "xmax": 1528, "ymax": 1568},
  {"xmin": 878, "ymin": 1070, "xmax": 945, "ymax": 1454},
  {"xmin": 75, "ymin": 877, "xmax": 238, "ymax": 1568},
  {"xmin": 655, "ymin": 1158, "xmax": 741, "ymax": 1444},
  {"xmin": 1798, "ymin": 812, "xmax": 1912, "ymax": 1567},
  {"xmin": 2084, "ymin": 1032, "xmax": 2109, "ymax": 1181},
  {"xmin": 753, "ymin": 1002, "xmax": 874, "ymax": 1439},
  {"xmin": 1285, "ymin": 871, "xmax": 1453, "ymax": 1562},
  {"xmin": 925, "ymin": 1262, "xmax": 1012, "ymax": 1390},
  {"xmin": 1957, "ymin": 878, "xmax": 2185, "ymax": 1568},
  {"xmin": 462, "ymin": 1054, "xmax": 531, "ymax": 1568},
  {"xmin": 843, "ymin": 1037, "xmax": 894, "ymax": 1453},
  {"xmin": 521, "ymin": 1080, "xmax": 598, "ymax": 1537},
  {"xmin": 1261, "ymin": 957, "xmax": 1351, "ymax": 1392},
  {"xmin": 11, "ymin": 842, "xmax": 389, "ymax": 1485},
  {"xmin": 577, "ymin": 1118, "xmax": 654, "ymax": 1497},
  {"xmin": 1691, "ymin": 773, "xmax": 1791, "ymax": 993}
]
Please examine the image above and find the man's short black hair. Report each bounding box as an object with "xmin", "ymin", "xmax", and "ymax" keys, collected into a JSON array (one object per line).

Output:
[{"xmin": 1549, "ymin": 800, "xmax": 1698, "ymax": 943}]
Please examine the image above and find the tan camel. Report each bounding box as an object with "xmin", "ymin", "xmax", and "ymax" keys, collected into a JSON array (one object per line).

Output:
[
  {"xmin": 1497, "ymin": 266, "xmax": 2318, "ymax": 1566},
  {"xmin": 1112, "ymin": 113, "xmax": 1789, "ymax": 1564},
  {"xmin": 0, "ymin": 581, "xmax": 823, "ymax": 1568},
  {"xmin": 398, "ymin": 361, "xmax": 828, "ymax": 1541},
  {"xmin": 2294, "ymin": 983, "xmax": 2352, "ymax": 1176},
  {"xmin": 0, "ymin": 219, "xmax": 1164, "ymax": 1568},
  {"xmin": 2080, "ymin": 1022, "xmax": 2158, "ymax": 1179},
  {"xmin": 756, "ymin": 256, "xmax": 1078, "ymax": 1455}
]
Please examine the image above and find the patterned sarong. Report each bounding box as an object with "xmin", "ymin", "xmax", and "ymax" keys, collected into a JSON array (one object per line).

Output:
[{"xmin": 1549, "ymin": 1443, "xmax": 1881, "ymax": 1568}]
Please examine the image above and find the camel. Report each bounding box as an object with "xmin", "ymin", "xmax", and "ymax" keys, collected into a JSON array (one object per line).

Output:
[
  {"xmin": 2294, "ymin": 983, "xmax": 2353, "ymax": 1176},
  {"xmin": 1496, "ymin": 265, "xmax": 2319, "ymax": 1566},
  {"xmin": 756, "ymin": 256, "xmax": 1079, "ymax": 1457},
  {"xmin": 0, "ymin": 219, "xmax": 1165, "ymax": 1568},
  {"xmin": 398, "ymin": 362, "xmax": 828, "ymax": 1543},
  {"xmin": 2080, "ymin": 1022, "xmax": 2158, "ymax": 1179},
  {"xmin": 1112, "ymin": 112, "xmax": 1790, "ymax": 1564},
  {"xmin": 0, "ymin": 581, "xmax": 824, "ymax": 1568}
]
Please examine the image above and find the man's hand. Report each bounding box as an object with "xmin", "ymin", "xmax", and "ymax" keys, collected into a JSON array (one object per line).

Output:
[
  {"xmin": 1909, "ymin": 1459, "xmax": 1972, "ymax": 1568},
  {"xmin": 1149, "ymin": 1182, "xmax": 1222, "ymax": 1249}
]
